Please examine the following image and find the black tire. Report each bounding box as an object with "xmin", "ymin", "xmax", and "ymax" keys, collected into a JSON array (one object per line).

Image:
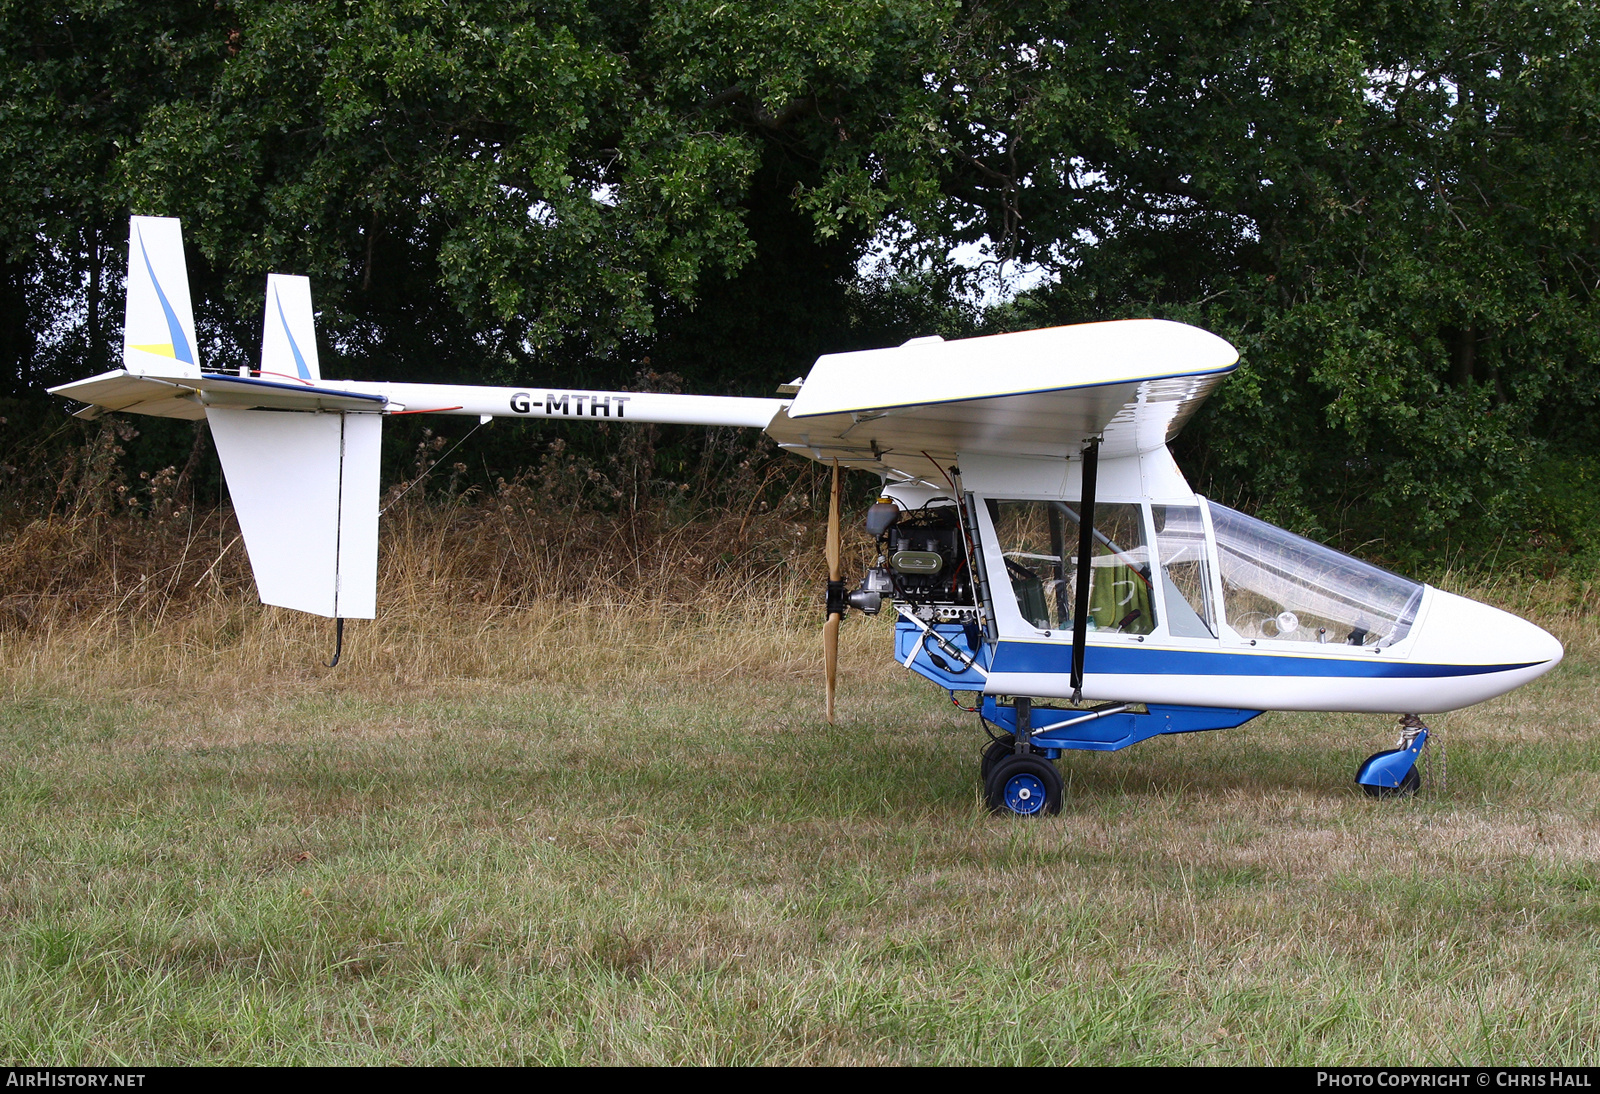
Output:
[
  {"xmin": 985, "ymin": 754, "xmax": 1064, "ymax": 816},
  {"xmin": 980, "ymin": 736, "xmax": 1016, "ymax": 782},
  {"xmin": 1357, "ymin": 750, "xmax": 1422, "ymax": 798},
  {"xmin": 1361, "ymin": 763, "xmax": 1421, "ymax": 799}
]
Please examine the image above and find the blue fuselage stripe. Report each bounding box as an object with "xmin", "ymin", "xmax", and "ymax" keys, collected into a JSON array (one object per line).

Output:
[{"xmin": 989, "ymin": 641, "xmax": 1543, "ymax": 679}]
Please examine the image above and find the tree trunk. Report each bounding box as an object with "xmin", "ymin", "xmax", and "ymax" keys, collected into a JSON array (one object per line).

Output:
[{"xmin": 0, "ymin": 255, "xmax": 35, "ymax": 394}]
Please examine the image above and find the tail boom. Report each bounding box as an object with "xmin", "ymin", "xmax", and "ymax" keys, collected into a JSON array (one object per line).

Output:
[{"xmin": 331, "ymin": 382, "xmax": 785, "ymax": 429}]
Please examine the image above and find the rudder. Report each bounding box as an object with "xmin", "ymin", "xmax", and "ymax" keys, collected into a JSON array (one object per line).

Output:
[
  {"xmin": 260, "ymin": 274, "xmax": 321, "ymax": 382},
  {"xmin": 208, "ymin": 408, "xmax": 381, "ymax": 619},
  {"xmin": 123, "ymin": 216, "xmax": 201, "ymax": 378}
]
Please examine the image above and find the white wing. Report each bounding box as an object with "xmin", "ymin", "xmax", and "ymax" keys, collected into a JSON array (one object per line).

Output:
[
  {"xmin": 208, "ymin": 408, "xmax": 381, "ymax": 619},
  {"xmin": 767, "ymin": 320, "xmax": 1239, "ymax": 481}
]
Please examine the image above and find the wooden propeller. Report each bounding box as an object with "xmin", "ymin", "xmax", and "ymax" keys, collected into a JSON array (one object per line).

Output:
[{"xmin": 824, "ymin": 459, "xmax": 842, "ymax": 724}]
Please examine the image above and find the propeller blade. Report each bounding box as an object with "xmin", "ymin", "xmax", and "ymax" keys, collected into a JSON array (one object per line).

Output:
[
  {"xmin": 826, "ymin": 459, "xmax": 841, "ymax": 581},
  {"xmin": 825, "ymin": 613, "xmax": 840, "ymax": 724},
  {"xmin": 825, "ymin": 459, "xmax": 842, "ymax": 724}
]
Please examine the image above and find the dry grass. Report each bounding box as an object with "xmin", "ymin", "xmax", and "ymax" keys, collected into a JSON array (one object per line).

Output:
[{"xmin": 0, "ymin": 499, "xmax": 1597, "ymax": 1064}]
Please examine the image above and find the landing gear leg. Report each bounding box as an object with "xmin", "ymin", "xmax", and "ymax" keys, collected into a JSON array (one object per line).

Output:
[
  {"xmin": 979, "ymin": 696, "xmax": 1037, "ymax": 783},
  {"xmin": 1355, "ymin": 714, "xmax": 1429, "ymax": 799},
  {"xmin": 984, "ymin": 697, "xmax": 1064, "ymax": 816}
]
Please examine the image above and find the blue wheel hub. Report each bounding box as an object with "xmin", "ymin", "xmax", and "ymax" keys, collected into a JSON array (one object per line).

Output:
[{"xmin": 1002, "ymin": 772, "xmax": 1048, "ymax": 815}]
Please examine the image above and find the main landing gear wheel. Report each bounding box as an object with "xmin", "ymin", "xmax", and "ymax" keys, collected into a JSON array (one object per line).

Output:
[
  {"xmin": 985, "ymin": 754, "xmax": 1064, "ymax": 816},
  {"xmin": 1359, "ymin": 752, "xmax": 1421, "ymax": 799}
]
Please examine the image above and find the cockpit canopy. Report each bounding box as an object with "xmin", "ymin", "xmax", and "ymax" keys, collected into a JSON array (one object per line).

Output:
[
  {"xmin": 1206, "ymin": 501, "xmax": 1422, "ymax": 647},
  {"xmin": 987, "ymin": 496, "xmax": 1422, "ymax": 648}
]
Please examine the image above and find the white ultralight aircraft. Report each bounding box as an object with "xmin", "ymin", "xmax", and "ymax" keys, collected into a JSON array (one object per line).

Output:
[{"xmin": 52, "ymin": 217, "xmax": 1565, "ymax": 816}]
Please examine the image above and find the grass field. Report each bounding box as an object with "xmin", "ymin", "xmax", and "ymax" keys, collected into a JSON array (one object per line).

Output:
[{"xmin": 1, "ymin": 576, "xmax": 1596, "ymax": 1067}]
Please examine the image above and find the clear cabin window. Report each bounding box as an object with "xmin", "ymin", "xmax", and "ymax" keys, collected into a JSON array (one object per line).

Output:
[
  {"xmin": 1207, "ymin": 500, "xmax": 1423, "ymax": 646},
  {"xmin": 986, "ymin": 500, "xmax": 1157, "ymax": 635},
  {"xmin": 1152, "ymin": 505, "xmax": 1216, "ymax": 638}
]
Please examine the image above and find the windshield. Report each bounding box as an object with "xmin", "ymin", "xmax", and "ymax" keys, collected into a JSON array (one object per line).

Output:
[{"xmin": 1207, "ymin": 500, "xmax": 1422, "ymax": 647}]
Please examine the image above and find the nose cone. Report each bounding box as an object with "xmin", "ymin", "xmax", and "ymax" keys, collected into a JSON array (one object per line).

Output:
[{"xmin": 1405, "ymin": 587, "xmax": 1564, "ymax": 710}]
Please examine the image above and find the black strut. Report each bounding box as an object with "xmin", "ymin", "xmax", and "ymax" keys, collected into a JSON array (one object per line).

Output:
[
  {"xmin": 1014, "ymin": 695, "xmax": 1032, "ymax": 755},
  {"xmin": 1070, "ymin": 438, "xmax": 1100, "ymax": 702}
]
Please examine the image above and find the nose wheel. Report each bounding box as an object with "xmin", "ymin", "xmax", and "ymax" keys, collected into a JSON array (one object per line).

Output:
[
  {"xmin": 1355, "ymin": 714, "xmax": 1430, "ymax": 799},
  {"xmin": 1360, "ymin": 762, "xmax": 1420, "ymax": 798}
]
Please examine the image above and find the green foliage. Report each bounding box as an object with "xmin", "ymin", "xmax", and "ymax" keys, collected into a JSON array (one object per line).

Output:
[
  {"xmin": 975, "ymin": 1, "xmax": 1600, "ymax": 565},
  {"xmin": 1513, "ymin": 454, "xmax": 1600, "ymax": 574},
  {"xmin": 3, "ymin": 1, "xmax": 1600, "ymax": 567}
]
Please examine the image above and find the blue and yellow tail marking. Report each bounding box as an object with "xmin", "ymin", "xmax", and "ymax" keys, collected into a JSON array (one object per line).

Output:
[
  {"xmin": 273, "ymin": 285, "xmax": 312, "ymax": 380},
  {"xmin": 129, "ymin": 226, "xmax": 194, "ymax": 365}
]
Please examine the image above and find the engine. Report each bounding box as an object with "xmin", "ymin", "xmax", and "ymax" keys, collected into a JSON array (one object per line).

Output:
[{"xmin": 851, "ymin": 499, "xmax": 979, "ymax": 623}]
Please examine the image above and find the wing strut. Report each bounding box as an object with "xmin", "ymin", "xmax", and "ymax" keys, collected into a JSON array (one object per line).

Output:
[{"xmin": 1069, "ymin": 438, "xmax": 1100, "ymax": 702}]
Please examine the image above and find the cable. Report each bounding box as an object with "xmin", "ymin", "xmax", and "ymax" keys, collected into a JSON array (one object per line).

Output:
[
  {"xmin": 979, "ymin": 714, "xmax": 1010, "ymax": 744},
  {"xmin": 380, "ymin": 417, "xmax": 489, "ymax": 515}
]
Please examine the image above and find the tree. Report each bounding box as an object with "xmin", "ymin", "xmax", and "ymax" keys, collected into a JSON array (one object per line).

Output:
[
  {"xmin": 4, "ymin": 0, "xmax": 1599, "ymax": 563},
  {"xmin": 964, "ymin": 1, "xmax": 1600, "ymax": 559}
]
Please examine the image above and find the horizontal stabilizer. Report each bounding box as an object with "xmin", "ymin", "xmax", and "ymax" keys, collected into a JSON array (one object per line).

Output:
[
  {"xmin": 124, "ymin": 216, "xmax": 201, "ymax": 378},
  {"xmin": 208, "ymin": 408, "xmax": 381, "ymax": 619},
  {"xmin": 261, "ymin": 274, "xmax": 320, "ymax": 382},
  {"xmin": 49, "ymin": 370, "xmax": 387, "ymax": 420}
]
